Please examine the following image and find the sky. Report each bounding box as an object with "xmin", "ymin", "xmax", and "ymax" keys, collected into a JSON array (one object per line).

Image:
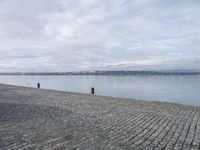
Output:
[{"xmin": 0, "ymin": 0, "xmax": 200, "ymax": 72}]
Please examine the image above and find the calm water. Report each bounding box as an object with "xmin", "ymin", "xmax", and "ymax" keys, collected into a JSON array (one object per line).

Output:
[{"xmin": 0, "ymin": 75, "xmax": 200, "ymax": 105}]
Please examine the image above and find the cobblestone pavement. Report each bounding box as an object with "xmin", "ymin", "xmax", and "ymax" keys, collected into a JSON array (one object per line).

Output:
[{"xmin": 0, "ymin": 84, "xmax": 200, "ymax": 150}]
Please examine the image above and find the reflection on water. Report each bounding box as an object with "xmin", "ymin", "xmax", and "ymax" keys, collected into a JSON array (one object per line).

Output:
[{"xmin": 0, "ymin": 75, "xmax": 200, "ymax": 105}]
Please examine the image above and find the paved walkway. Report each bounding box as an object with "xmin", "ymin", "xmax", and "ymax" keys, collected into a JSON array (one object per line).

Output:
[{"xmin": 0, "ymin": 84, "xmax": 200, "ymax": 150}]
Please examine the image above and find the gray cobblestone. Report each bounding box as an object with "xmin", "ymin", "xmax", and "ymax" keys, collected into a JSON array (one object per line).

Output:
[{"xmin": 0, "ymin": 84, "xmax": 200, "ymax": 150}]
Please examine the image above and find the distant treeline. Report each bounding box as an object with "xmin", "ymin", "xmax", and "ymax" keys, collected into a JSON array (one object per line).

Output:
[{"xmin": 0, "ymin": 71, "xmax": 200, "ymax": 76}]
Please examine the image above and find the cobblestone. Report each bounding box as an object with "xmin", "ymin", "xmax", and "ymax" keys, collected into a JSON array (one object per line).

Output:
[{"xmin": 0, "ymin": 84, "xmax": 200, "ymax": 150}]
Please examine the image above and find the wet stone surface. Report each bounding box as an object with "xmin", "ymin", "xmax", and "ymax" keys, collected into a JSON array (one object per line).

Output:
[{"xmin": 0, "ymin": 84, "xmax": 200, "ymax": 150}]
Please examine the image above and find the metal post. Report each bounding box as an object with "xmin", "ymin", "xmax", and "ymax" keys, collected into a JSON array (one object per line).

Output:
[
  {"xmin": 37, "ymin": 83, "xmax": 40, "ymax": 88},
  {"xmin": 91, "ymin": 87, "xmax": 95, "ymax": 94}
]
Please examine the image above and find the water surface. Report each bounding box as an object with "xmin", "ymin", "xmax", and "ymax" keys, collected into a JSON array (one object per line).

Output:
[{"xmin": 0, "ymin": 75, "xmax": 199, "ymax": 105}]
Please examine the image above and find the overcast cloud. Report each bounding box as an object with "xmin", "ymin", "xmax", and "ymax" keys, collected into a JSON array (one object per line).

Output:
[{"xmin": 0, "ymin": 0, "xmax": 200, "ymax": 72}]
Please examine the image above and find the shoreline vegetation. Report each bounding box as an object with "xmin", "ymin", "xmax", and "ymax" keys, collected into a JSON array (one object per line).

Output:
[{"xmin": 0, "ymin": 70, "xmax": 200, "ymax": 76}]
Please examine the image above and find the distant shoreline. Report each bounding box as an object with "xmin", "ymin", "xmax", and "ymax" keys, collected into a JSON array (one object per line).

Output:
[{"xmin": 0, "ymin": 70, "xmax": 200, "ymax": 76}]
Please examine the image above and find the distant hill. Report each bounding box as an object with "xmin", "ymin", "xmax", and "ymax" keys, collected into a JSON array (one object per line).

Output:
[{"xmin": 0, "ymin": 70, "xmax": 200, "ymax": 76}]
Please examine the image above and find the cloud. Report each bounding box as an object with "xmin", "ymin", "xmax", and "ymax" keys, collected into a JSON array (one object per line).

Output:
[{"xmin": 0, "ymin": 0, "xmax": 200, "ymax": 71}]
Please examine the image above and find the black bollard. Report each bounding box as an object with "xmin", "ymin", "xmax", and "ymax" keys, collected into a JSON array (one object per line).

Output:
[
  {"xmin": 91, "ymin": 87, "xmax": 95, "ymax": 94},
  {"xmin": 37, "ymin": 83, "xmax": 40, "ymax": 88}
]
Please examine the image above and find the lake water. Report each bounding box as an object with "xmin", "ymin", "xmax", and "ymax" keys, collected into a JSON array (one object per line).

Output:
[{"xmin": 0, "ymin": 75, "xmax": 200, "ymax": 106}]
